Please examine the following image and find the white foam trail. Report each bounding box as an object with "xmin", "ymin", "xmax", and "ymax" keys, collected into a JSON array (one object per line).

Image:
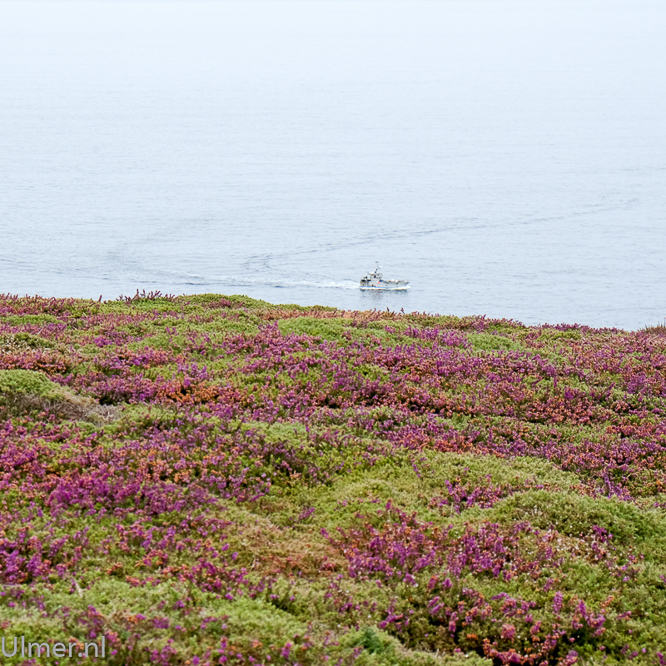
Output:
[{"xmin": 178, "ymin": 273, "xmax": 360, "ymax": 290}]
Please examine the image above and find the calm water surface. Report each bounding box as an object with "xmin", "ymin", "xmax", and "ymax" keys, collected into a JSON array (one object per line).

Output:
[{"xmin": 1, "ymin": 0, "xmax": 665, "ymax": 329}]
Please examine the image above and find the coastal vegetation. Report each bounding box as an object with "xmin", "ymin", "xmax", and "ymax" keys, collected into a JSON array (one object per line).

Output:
[{"xmin": 1, "ymin": 292, "xmax": 666, "ymax": 664}]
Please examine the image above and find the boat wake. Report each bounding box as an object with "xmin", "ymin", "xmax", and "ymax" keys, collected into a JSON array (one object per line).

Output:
[{"xmin": 179, "ymin": 273, "xmax": 359, "ymax": 291}]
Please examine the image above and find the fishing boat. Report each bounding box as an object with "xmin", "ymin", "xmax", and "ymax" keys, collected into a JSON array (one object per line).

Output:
[{"xmin": 359, "ymin": 263, "xmax": 409, "ymax": 290}]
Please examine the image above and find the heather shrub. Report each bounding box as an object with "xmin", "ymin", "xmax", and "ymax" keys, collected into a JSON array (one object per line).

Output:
[{"xmin": 1, "ymin": 293, "xmax": 666, "ymax": 664}]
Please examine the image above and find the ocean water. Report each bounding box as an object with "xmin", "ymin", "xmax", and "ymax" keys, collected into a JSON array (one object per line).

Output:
[{"xmin": 1, "ymin": 0, "xmax": 665, "ymax": 330}]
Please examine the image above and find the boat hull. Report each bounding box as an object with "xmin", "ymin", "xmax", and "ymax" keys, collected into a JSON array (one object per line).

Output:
[{"xmin": 360, "ymin": 280, "xmax": 409, "ymax": 291}]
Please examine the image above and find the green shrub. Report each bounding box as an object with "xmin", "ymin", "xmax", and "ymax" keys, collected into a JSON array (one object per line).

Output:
[
  {"xmin": 3, "ymin": 314, "xmax": 58, "ymax": 326},
  {"xmin": 0, "ymin": 369, "xmax": 114, "ymax": 422},
  {"xmin": 279, "ymin": 317, "xmax": 347, "ymax": 341},
  {"xmin": 0, "ymin": 369, "xmax": 66, "ymax": 400},
  {"xmin": 468, "ymin": 332, "xmax": 522, "ymax": 352}
]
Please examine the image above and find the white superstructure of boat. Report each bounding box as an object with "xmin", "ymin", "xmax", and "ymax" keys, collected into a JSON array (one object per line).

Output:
[{"xmin": 359, "ymin": 263, "xmax": 409, "ymax": 291}]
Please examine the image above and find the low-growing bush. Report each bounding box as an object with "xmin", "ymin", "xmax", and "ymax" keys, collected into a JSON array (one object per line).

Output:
[{"xmin": 1, "ymin": 294, "xmax": 665, "ymax": 664}]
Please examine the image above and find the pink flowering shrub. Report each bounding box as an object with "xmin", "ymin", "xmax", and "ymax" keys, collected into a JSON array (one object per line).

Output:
[{"xmin": 1, "ymin": 293, "xmax": 666, "ymax": 664}]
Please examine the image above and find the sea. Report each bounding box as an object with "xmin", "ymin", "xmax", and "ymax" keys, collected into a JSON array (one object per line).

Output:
[{"xmin": 1, "ymin": 0, "xmax": 665, "ymax": 330}]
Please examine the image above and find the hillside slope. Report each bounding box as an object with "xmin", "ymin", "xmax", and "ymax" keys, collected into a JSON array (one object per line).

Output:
[{"xmin": 1, "ymin": 293, "xmax": 666, "ymax": 665}]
